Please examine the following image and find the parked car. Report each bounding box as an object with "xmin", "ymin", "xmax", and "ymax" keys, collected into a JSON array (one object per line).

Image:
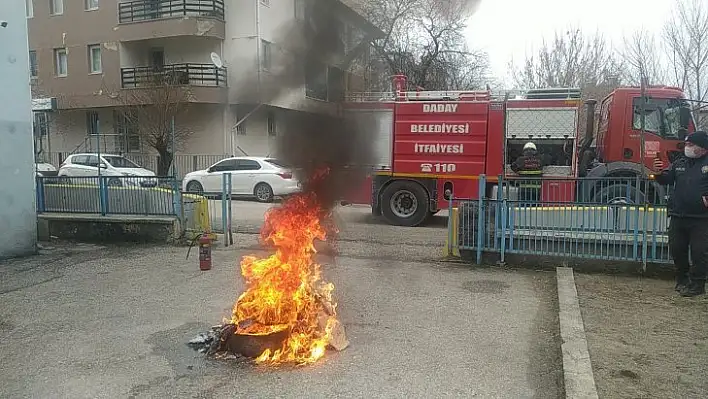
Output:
[
  {"xmin": 182, "ymin": 157, "xmax": 301, "ymax": 202},
  {"xmin": 58, "ymin": 153, "xmax": 157, "ymax": 187},
  {"xmin": 35, "ymin": 162, "xmax": 57, "ymax": 177},
  {"xmin": 34, "ymin": 162, "xmax": 63, "ymax": 184}
]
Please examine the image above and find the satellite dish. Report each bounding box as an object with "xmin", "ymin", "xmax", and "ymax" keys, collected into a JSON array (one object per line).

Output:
[{"xmin": 210, "ymin": 52, "xmax": 223, "ymax": 68}]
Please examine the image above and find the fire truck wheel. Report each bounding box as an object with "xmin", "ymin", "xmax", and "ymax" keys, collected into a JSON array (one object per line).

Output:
[
  {"xmin": 381, "ymin": 181, "xmax": 430, "ymax": 227},
  {"xmin": 593, "ymin": 183, "xmax": 645, "ymax": 204}
]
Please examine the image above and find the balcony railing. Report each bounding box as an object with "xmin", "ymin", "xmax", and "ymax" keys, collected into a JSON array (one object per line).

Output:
[
  {"xmin": 121, "ymin": 64, "xmax": 227, "ymax": 88},
  {"xmin": 118, "ymin": 0, "xmax": 225, "ymax": 23}
]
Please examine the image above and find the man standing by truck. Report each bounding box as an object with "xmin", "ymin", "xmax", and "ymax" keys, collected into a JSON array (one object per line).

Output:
[
  {"xmin": 511, "ymin": 142, "xmax": 544, "ymax": 202},
  {"xmin": 654, "ymin": 131, "xmax": 708, "ymax": 297}
]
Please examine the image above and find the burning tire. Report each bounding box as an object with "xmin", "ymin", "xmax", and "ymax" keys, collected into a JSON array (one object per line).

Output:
[{"xmin": 381, "ymin": 181, "xmax": 430, "ymax": 226}]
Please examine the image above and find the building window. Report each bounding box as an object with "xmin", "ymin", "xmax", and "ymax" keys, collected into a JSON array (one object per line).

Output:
[
  {"xmin": 54, "ymin": 48, "xmax": 68, "ymax": 77},
  {"xmin": 88, "ymin": 44, "xmax": 102, "ymax": 74},
  {"xmin": 85, "ymin": 0, "xmax": 98, "ymax": 11},
  {"xmin": 33, "ymin": 112, "xmax": 49, "ymax": 137},
  {"xmin": 327, "ymin": 66, "xmax": 345, "ymax": 102},
  {"xmin": 86, "ymin": 111, "xmax": 100, "ymax": 135},
  {"xmin": 235, "ymin": 111, "xmax": 246, "ymax": 136},
  {"xmin": 267, "ymin": 112, "xmax": 276, "ymax": 136},
  {"xmin": 29, "ymin": 50, "xmax": 38, "ymax": 78},
  {"xmin": 236, "ymin": 121, "xmax": 246, "ymax": 136},
  {"xmin": 26, "ymin": 0, "xmax": 33, "ymax": 18},
  {"xmin": 113, "ymin": 111, "xmax": 140, "ymax": 152},
  {"xmin": 50, "ymin": 0, "xmax": 63, "ymax": 15},
  {"xmin": 305, "ymin": 60, "xmax": 328, "ymax": 101},
  {"xmin": 294, "ymin": 0, "xmax": 304, "ymax": 19},
  {"xmin": 261, "ymin": 40, "xmax": 272, "ymax": 71}
]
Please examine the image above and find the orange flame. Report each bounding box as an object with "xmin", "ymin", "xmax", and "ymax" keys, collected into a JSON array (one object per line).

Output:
[{"xmin": 230, "ymin": 191, "xmax": 339, "ymax": 364}]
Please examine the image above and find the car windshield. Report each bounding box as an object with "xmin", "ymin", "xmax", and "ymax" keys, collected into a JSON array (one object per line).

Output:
[
  {"xmin": 264, "ymin": 159, "xmax": 290, "ymax": 168},
  {"xmin": 103, "ymin": 156, "xmax": 139, "ymax": 168}
]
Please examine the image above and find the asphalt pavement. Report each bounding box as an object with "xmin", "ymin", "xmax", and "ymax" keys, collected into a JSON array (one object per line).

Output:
[{"xmin": 0, "ymin": 201, "xmax": 563, "ymax": 398}]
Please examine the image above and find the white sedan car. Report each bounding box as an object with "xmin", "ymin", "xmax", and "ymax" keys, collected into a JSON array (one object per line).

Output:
[
  {"xmin": 182, "ymin": 157, "xmax": 300, "ymax": 202},
  {"xmin": 58, "ymin": 153, "xmax": 157, "ymax": 187}
]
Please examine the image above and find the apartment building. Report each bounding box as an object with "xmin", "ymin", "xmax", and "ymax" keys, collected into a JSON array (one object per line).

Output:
[{"xmin": 28, "ymin": 0, "xmax": 379, "ymax": 169}]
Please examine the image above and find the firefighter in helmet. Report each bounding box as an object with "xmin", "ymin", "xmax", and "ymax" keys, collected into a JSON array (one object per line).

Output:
[{"xmin": 511, "ymin": 142, "xmax": 544, "ymax": 202}]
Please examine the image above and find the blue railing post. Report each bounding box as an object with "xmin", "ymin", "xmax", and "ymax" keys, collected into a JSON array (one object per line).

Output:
[
  {"xmin": 631, "ymin": 176, "xmax": 641, "ymax": 261},
  {"xmin": 172, "ymin": 178, "xmax": 182, "ymax": 218},
  {"xmin": 221, "ymin": 173, "xmax": 229, "ymax": 247},
  {"xmin": 500, "ymin": 198, "xmax": 507, "ymax": 265},
  {"xmin": 641, "ymin": 202, "xmax": 649, "ymax": 271},
  {"xmin": 476, "ymin": 174, "xmax": 486, "ymax": 265},
  {"xmin": 227, "ymin": 173, "xmax": 233, "ymax": 246},
  {"xmin": 36, "ymin": 176, "xmax": 46, "ymax": 213},
  {"xmin": 495, "ymin": 174, "xmax": 504, "ymax": 254},
  {"xmin": 447, "ymin": 190, "xmax": 454, "ymax": 257},
  {"xmin": 99, "ymin": 177, "xmax": 108, "ymax": 216}
]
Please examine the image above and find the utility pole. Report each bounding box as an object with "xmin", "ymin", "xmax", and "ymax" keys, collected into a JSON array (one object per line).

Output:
[{"xmin": 639, "ymin": 67, "xmax": 647, "ymax": 180}]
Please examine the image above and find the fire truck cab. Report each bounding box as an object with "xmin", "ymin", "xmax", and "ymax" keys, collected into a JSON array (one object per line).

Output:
[
  {"xmin": 345, "ymin": 75, "xmax": 694, "ymax": 227},
  {"xmin": 580, "ymin": 87, "xmax": 694, "ymax": 180}
]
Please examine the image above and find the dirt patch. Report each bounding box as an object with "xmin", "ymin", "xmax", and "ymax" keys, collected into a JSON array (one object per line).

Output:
[
  {"xmin": 575, "ymin": 274, "xmax": 708, "ymax": 399},
  {"xmin": 527, "ymin": 272, "xmax": 565, "ymax": 399}
]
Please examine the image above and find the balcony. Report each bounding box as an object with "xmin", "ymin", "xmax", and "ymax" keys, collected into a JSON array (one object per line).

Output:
[
  {"xmin": 116, "ymin": 0, "xmax": 226, "ymax": 41},
  {"xmin": 121, "ymin": 64, "xmax": 227, "ymax": 88},
  {"xmin": 119, "ymin": 0, "xmax": 225, "ymax": 23},
  {"xmin": 121, "ymin": 64, "xmax": 226, "ymax": 103}
]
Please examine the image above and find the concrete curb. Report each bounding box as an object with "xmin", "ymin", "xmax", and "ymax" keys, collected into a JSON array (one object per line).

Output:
[{"xmin": 556, "ymin": 267, "xmax": 599, "ymax": 399}]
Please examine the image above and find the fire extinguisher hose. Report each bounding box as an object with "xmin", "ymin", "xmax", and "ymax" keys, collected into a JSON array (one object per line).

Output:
[{"xmin": 185, "ymin": 232, "xmax": 204, "ymax": 260}]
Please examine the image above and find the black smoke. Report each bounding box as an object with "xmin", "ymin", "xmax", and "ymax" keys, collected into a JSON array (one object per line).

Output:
[{"xmin": 235, "ymin": 0, "xmax": 377, "ymax": 211}]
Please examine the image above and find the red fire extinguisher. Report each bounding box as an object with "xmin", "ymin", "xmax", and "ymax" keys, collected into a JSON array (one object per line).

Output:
[{"xmin": 198, "ymin": 233, "xmax": 212, "ymax": 271}]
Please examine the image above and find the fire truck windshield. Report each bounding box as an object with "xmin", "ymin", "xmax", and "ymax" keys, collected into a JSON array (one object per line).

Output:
[{"xmin": 632, "ymin": 98, "xmax": 692, "ymax": 140}]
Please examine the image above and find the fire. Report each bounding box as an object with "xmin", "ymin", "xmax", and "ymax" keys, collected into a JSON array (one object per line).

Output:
[{"xmin": 230, "ymin": 191, "xmax": 340, "ymax": 365}]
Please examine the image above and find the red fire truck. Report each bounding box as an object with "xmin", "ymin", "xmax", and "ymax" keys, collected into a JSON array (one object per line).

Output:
[{"xmin": 345, "ymin": 75, "xmax": 695, "ymax": 226}]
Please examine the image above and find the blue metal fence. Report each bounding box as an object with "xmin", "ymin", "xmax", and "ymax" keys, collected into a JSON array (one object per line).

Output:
[
  {"xmin": 451, "ymin": 175, "xmax": 673, "ymax": 266},
  {"xmin": 36, "ymin": 176, "xmax": 180, "ymax": 216}
]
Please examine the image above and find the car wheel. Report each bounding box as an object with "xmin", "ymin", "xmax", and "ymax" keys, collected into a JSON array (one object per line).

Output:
[
  {"xmin": 186, "ymin": 181, "xmax": 204, "ymax": 195},
  {"xmin": 380, "ymin": 181, "xmax": 430, "ymax": 227},
  {"xmin": 254, "ymin": 183, "xmax": 274, "ymax": 203},
  {"xmin": 107, "ymin": 177, "xmax": 123, "ymax": 187}
]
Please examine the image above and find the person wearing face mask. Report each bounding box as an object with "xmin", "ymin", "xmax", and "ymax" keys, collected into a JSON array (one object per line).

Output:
[{"xmin": 653, "ymin": 131, "xmax": 708, "ymax": 297}]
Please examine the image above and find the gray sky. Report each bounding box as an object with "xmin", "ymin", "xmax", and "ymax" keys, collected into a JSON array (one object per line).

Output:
[{"xmin": 465, "ymin": 0, "xmax": 674, "ymax": 85}]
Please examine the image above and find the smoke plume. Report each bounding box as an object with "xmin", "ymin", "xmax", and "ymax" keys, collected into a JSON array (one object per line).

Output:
[{"xmin": 232, "ymin": 0, "xmax": 377, "ymax": 211}]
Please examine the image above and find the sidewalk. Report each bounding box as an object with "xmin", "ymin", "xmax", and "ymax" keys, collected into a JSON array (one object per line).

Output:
[{"xmin": 0, "ymin": 233, "xmax": 561, "ymax": 398}]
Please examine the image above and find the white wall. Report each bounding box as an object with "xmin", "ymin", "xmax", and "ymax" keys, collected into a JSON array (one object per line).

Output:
[
  {"xmin": 47, "ymin": 109, "xmax": 117, "ymax": 153},
  {"xmin": 224, "ymin": 0, "xmax": 258, "ymax": 103},
  {"xmin": 120, "ymin": 37, "xmax": 221, "ymax": 67},
  {"xmin": 223, "ymin": 0, "xmax": 337, "ymax": 114},
  {"xmin": 0, "ymin": 0, "xmax": 37, "ymax": 257}
]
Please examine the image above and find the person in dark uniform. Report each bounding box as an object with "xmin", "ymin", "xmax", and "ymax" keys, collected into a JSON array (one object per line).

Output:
[
  {"xmin": 511, "ymin": 142, "xmax": 544, "ymax": 202},
  {"xmin": 653, "ymin": 131, "xmax": 708, "ymax": 297}
]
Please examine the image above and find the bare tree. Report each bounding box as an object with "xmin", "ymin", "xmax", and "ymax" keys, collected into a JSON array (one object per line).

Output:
[
  {"xmin": 509, "ymin": 28, "xmax": 624, "ymax": 89},
  {"xmin": 664, "ymin": 0, "xmax": 708, "ymax": 128},
  {"xmin": 363, "ymin": 0, "xmax": 489, "ymax": 91},
  {"xmin": 620, "ymin": 29, "xmax": 667, "ymax": 85},
  {"xmin": 107, "ymin": 76, "xmax": 194, "ymax": 176}
]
